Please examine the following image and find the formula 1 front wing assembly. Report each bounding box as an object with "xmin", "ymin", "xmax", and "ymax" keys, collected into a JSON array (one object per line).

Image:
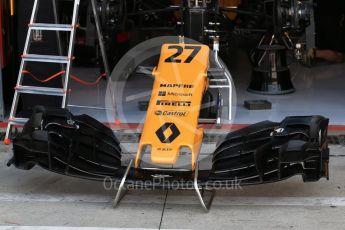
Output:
[
  {"xmin": 6, "ymin": 42, "xmax": 330, "ymax": 212},
  {"xmin": 9, "ymin": 106, "xmax": 330, "ymax": 185}
]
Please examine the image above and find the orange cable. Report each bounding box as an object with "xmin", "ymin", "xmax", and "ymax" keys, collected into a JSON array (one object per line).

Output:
[
  {"xmin": 22, "ymin": 70, "xmax": 107, "ymax": 86},
  {"xmin": 22, "ymin": 70, "xmax": 65, "ymax": 83}
]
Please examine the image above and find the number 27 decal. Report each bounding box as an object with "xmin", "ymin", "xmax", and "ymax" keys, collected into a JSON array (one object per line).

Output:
[{"xmin": 164, "ymin": 45, "xmax": 201, "ymax": 63}]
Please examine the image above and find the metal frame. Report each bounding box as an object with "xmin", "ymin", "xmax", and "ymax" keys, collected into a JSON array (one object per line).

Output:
[
  {"xmin": 194, "ymin": 162, "xmax": 216, "ymax": 212},
  {"xmin": 113, "ymin": 159, "xmax": 216, "ymax": 212},
  {"xmin": 112, "ymin": 158, "xmax": 217, "ymax": 211},
  {"xmin": 90, "ymin": 0, "xmax": 110, "ymax": 77},
  {"xmin": 4, "ymin": 0, "xmax": 81, "ymax": 143},
  {"xmin": 5, "ymin": 0, "xmax": 40, "ymax": 141},
  {"xmin": 305, "ymin": 0, "xmax": 315, "ymax": 50},
  {"xmin": 113, "ymin": 159, "xmax": 133, "ymax": 208},
  {"xmin": 61, "ymin": 0, "xmax": 80, "ymax": 107},
  {"xmin": 4, "ymin": 0, "xmax": 111, "ymax": 143},
  {"xmin": 66, "ymin": 0, "xmax": 111, "ymax": 112},
  {"xmin": 52, "ymin": 0, "xmax": 64, "ymax": 73},
  {"xmin": 210, "ymin": 37, "xmax": 233, "ymax": 121}
]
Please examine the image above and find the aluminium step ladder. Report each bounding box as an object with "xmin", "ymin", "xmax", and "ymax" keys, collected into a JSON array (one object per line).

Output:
[
  {"xmin": 4, "ymin": 0, "xmax": 110, "ymax": 145},
  {"xmin": 3, "ymin": 0, "xmax": 81, "ymax": 144}
]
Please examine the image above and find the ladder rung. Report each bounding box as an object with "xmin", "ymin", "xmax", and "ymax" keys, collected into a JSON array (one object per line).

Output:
[
  {"xmin": 22, "ymin": 54, "xmax": 71, "ymax": 64},
  {"xmin": 8, "ymin": 117, "xmax": 29, "ymax": 125},
  {"xmin": 29, "ymin": 23, "xmax": 74, "ymax": 31},
  {"xmin": 16, "ymin": 85, "xmax": 65, "ymax": 96}
]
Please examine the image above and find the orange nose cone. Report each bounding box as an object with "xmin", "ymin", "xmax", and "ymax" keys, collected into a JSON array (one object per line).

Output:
[{"xmin": 4, "ymin": 138, "xmax": 11, "ymax": 145}]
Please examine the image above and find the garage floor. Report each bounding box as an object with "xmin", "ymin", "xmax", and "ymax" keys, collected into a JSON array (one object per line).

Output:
[
  {"xmin": 67, "ymin": 53, "xmax": 345, "ymax": 126},
  {"xmin": 1, "ymin": 143, "xmax": 345, "ymax": 230}
]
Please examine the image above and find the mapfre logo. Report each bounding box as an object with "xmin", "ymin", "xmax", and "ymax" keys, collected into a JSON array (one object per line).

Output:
[
  {"xmin": 154, "ymin": 110, "xmax": 189, "ymax": 117},
  {"xmin": 160, "ymin": 84, "xmax": 193, "ymax": 89}
]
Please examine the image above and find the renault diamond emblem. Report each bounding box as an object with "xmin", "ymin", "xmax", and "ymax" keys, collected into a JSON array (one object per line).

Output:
[{"xmin": 155, "ymin": 123, "xmax": 181, "ymax": 143}]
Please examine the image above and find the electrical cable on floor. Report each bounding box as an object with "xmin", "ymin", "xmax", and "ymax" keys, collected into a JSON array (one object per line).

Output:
[{"xmin": 71, "ymin": 73, "xmax": 107, "ymax": 86}]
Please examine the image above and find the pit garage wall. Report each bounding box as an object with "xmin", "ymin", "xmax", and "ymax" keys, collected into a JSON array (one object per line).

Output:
[{"xmin": 0, "ymin": 0, "xmax": 12, "ymax": 121}]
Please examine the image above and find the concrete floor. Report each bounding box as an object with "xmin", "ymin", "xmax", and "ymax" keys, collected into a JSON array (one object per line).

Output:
[
  {"xmin": 1, "ymin": 143, "xmax": 345, "ymax": 230},
  {"xmin": 67, "ymin": 56, "xmax": 345, "ymax": 125}
]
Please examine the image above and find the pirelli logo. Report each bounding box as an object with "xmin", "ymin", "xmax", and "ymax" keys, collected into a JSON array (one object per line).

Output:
[{"xmin": 156, "ymin": 100, "xmax": 191, "ymax": 107}]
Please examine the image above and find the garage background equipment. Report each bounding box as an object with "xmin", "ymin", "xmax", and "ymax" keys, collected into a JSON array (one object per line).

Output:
[{"xmin": 244, "ymin": 100, "xmax": 272, "ymax": 110}]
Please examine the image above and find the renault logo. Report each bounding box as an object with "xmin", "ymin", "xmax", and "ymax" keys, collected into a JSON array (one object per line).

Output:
[{"xmin": 155, "ymin": 123, "xmax": 181, "ymax": 143}]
